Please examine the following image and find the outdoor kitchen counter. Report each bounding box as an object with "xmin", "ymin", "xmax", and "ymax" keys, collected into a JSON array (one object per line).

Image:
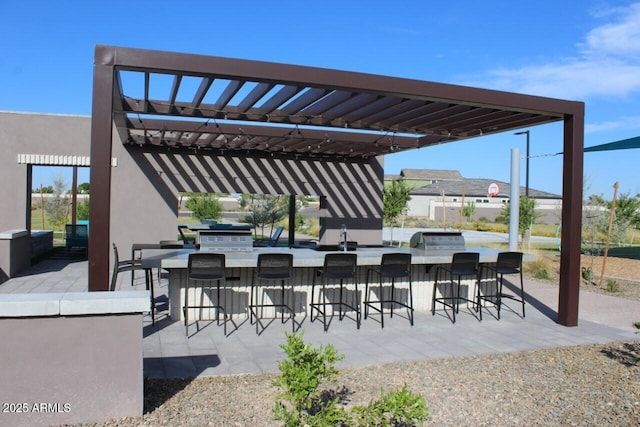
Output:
[
  {"xmin": 141, "ymin": 246, "xmax": 506, "ymax": 321},
  {"xmin": 143, "ymin": 246, "xmax": 504, "ymax": 269}
]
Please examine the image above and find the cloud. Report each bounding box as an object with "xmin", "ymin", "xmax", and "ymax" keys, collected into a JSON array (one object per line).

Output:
[
  {"xmin": 585, "ymin": 114, "xmax": 640, "ymax": 133},
  {"xmin": 583, "ymin": 3, "xmax": 640, "ymax": 57},
  {"xmin": 470, "ymin": 2, "xmax": 640, "ymax": 100}
]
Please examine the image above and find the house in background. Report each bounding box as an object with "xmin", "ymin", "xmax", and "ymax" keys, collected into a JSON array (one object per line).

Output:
[{"xmin": 385, "ymin": 170, "xmax": 562, "ymax": 225}]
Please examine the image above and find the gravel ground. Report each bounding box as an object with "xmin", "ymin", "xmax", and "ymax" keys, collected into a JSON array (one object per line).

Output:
[
  {"xmin": 81, "ymin": 340, "xmax": 640, "ymax": 426},
  {"xmin": 74, "ymin": 255, "xmax": 640, "ymax": 427}
]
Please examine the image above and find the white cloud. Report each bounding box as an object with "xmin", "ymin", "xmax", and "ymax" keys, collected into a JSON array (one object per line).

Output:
[
  {"xmin": 585, "ymin": 114, "xmax": 640, "ymax": 133},
  {"xmin": 470, "ymin": 2, "xmax": 640, "ymax": 100},
  {"xmin": 583, "ymin": 3, "xmax": 640, "ymax": 57}
]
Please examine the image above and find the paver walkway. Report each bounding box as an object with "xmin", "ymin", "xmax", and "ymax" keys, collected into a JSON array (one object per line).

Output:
[{"xmin": 2, "ymin": 257, "xmax": 638, "ymax": 379}]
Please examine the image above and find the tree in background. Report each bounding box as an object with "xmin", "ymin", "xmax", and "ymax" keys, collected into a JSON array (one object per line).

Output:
[
  {"xmin": 34, "ymin": 185, "xmax": 53, "ymax": 193},
  {"xmin": 44, "ymin": 175, "xmax": 69, "ymax": 229},
  {"xmin": 496, "ymin": 196, "xmax": 539, "ymax": 240},
  {"xmin": 77, "ymin": 198, "xmax": 90, "ymax": 220},
  {"xmin": 613, "ymin": 192, "xmax": 640, "ymax": 228},
  {"xmin": 587, "ymin": 191, "xmax": 640, "ymax": 245},
  {"xmin": 383, "ymin": 179, "xmax": 412, "ymax": 225},
  {"xmin": 462, "ymin": 202, "xmax": 476, "ymax": 223},
  {"xmin": 383, "ymin": 179, "xmax": 412, "ymax": 245},
  {"xmin": 241, "ymin": 194, "xmax": 287, "ymax": 238},
  {"xmin": 77, "ymin": 182, "xmax": 90, "ymax": 194},
  {"xmin": 185, "ymin": 193, "xmax": 223, "ymax": 222}
]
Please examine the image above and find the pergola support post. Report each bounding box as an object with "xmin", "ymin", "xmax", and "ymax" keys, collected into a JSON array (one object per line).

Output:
[
  {"xmin": 88, "ymin": 46, "xmax": 115, "ymax": 292},
  {"xmin": 288, "ymin": 195, "xmax": 296, "ymax": 248},
  {"xmin": 557, "ymin": 110, "xmax": 584, "ymax": 326}
]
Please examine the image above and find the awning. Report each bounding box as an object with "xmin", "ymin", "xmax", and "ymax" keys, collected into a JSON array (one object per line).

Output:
[{"xmin": 584, "ymin": 135, "xmax": 640, "ymax": 152}]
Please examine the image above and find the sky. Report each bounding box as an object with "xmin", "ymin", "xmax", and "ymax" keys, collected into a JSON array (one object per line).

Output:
[{"xmin": 1, "ymin": 0, "xmax": 639, "ymax": 199}]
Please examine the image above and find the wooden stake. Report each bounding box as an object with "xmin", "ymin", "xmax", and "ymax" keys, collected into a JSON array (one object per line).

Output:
[
  {"xmin": 459, "ymin": 189, "xmax": 466, "ymax": 230},
  {"xmin": 441, "ymin": 190, "xmax": 446, "ymax": 230},
  {"xmin": 40, "ymin": 185, "xmax": 45, "ymax": 229},
  {"xmin": 599, "ymin": 181, "xmax": 619, "ymax": 287}
]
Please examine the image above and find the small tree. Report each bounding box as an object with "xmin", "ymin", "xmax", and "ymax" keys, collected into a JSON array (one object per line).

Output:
[
  {"xmin": 77, "ymin": 182, "xmax": 90, "ymax": 194},
  {"xmin": 185, "ymin": 193, "xmax": 223, "ymax": 221},
  {"xmin": 36, "ymin": 185, "xmax": 54, "ymax": 194},
  {"xmin": 77, "ymin": 198, "xmax": 90, "ymax": 220},
  {"xmin": 383, "ymin": 179, "xmax": 412, "ymax": 226},
  {"xmin": 384, "ymin": 179, "xmax": 412, "ymax": 245},
  {"xmin": 496, "ymin": 196, "xmax": 539, "ymax": 240},
  {"xmin": 45, "ymin": 175, "xmax": 69, "ymax": 229},
  {"xmin": 242, "ymin": 194, "xmax": 287, "ymax": 238},
  {"xmin": 462, "ymin": 202, "xmax": 476, "ymax": 223},
  {"xmin": 274, "ymin": 333, "xmax": 428, "ymax": 426}
]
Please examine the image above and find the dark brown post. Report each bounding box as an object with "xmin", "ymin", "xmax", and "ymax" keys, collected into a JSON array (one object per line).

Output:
[
  {"xmin": 71, "ymin": 166, "xmax": 78, "ymax": 225},
  {"xmin": 558, "ymin": 107, "xmax": 584, "ymax": 326},
  {"xmin": 88, "ymin": 46, "xmax": 115, "ymax": 292},
  {"xmin": 288, "ymin": 195, "xmax": 296, "ymax": 248},
  {"xmin": 25, "ymin": 164, "xmax": 32, "ymax": 233}
]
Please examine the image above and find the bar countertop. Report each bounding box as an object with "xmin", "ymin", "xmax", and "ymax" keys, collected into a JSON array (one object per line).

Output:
[{"xmin": 142, "ymin": 246, "xmax": 506, "ymax": 269}]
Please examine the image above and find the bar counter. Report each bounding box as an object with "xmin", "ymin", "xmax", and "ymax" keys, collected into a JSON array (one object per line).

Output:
[{"xmin": 142, "ymin": 246, "xmax": 505, "ymax": 321}]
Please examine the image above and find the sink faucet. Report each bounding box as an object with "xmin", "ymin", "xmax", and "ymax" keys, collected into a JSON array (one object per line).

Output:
[{"xmin": 340, "ymin": 224, "xmax": 347, "ymax": 251}]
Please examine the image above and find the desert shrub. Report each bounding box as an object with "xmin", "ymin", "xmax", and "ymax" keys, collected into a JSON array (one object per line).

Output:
[
  {"xmin": 534, "ymin": 268, "xmax": 551, "ymax": 280},
  {"xmin": 581, "ymin": 267, "xmax": 594, "ymax": 284},
  {"xmin": 523, "ymin": 252, "xmax": 554, "ymax": 281},
  {"xmin": 606, "ymin": 279, "xmax": 620, "ymax": 293},
  {"xmin": 273, "ymin": 333, "xmax": 428, "ymax": 426},
  {"xmin": 77, "ymin": 198, "xmax": 90, "ymax": 220},
  {"xmin": 351, "ymin": 385, "xmax": 429, "ymax": 427},
  {"xmin": 185, "ymin": 193, "xmax": 222, "ymax": 221}
]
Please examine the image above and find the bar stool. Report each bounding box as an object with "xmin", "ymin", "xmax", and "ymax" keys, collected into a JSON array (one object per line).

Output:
[
  {"xmin": 158, "ymin": 240, "xmax": 184, "ymax": 280},
  {"xmin": 184, "ymin": 253, "xmax": 228, "ymax": 336},
  {"xmin": 479, "ymin": 251, "xmax": 525, "ymax": 320},
  {"xmin": 249, "ymin": 253, "xmax": 295, "ymax": 335},
  {"xmin": 310, "ymin": 253, "xmax": 359, "ymax": 331},
  {"xmin": 432, "ymin": 252, "xmax": 480, "ymax": 324},
  {"xmin": 364, "ymin": 253, "xmax": 413, "ymax": 327},
  {"xmin": 111, "ymin": 243, "xmax": 156, "ymax": 324}
]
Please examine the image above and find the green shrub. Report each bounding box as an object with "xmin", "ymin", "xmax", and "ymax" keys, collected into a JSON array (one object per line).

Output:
[
  {"xmin": 633, "ymin": 322, "xmax": 640, "ymax": 330},
  {"xmin": 77, "ymin": 198, "xmax": 90, "ymax": 220},
  {"xmin": 273, "ymin": 333, "xmax": 349, "ymax": 426},
  {"xmin": 534, "ymin": 268, "xmax": 550, "ymax": 280},
  {"xmin": 352, "ymin": 385, "xmax": 429, "ymax": 427},
  {"xmin": 185, "ymin": 193, "xmax": 222, "ymax": 221},
  {"xmin": 273, "ymin": 333, "xmax": 428, "ymax": 426},
  {"xmin": 606, "ymin": 279, "xmax": 620, "ymax": 293}
]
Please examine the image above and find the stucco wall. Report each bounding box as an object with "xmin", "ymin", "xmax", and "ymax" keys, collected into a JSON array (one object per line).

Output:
[
  {"xmin": 0, "ymin": 112, "xmax": 91, "ymax": 232},
  {"xmin": 0, "ymin": 314, "xmax": 143, "ymax": 426}
]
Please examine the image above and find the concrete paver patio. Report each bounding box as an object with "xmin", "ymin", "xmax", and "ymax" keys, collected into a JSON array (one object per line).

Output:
[{"xmin": 1, "ymin": 257, "xmax": 638, "ymax": 379}]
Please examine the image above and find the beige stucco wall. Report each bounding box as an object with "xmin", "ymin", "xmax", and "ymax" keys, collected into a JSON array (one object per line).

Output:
[
  {"xmin": 0, "ymin": 112, "xmax": 91, "ymax": 232},
  {"xmin": 0, "ymin": 313, "xmax": 144, "ymax": 426}
]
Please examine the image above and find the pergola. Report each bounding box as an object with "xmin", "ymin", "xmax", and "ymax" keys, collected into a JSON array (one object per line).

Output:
[{"xmin": 90, "ymin": 45, "xmax": 584, "ymax": 326}]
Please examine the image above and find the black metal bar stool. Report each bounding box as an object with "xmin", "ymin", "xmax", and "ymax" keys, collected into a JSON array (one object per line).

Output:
[
  {"xmin": 184, "ymin": 252, "xmax": 228, "ymax": 336},
  {"xmin": 310, "ymin": 253, "xmax": 359, "ymax": 331},
  {"xmin": 364, "ymin": 253, "xmax": 413, "ymax": 327},
  {"xmin": 478, "ymin": 251, "xmax": 525, "ymax": 320},
  {"xmin": 111, "ymin": 243, "xmax": 155, "ymax": 324},
  {"xmin": 249, "ymin": 253, "xmax": 295, "ymax": 335},
  {"xmin": 432, "ymin": 252, "xmax": 480, "ymax": 323}
]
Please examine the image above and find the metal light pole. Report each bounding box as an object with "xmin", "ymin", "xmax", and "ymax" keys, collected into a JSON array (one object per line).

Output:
[{"xmin": 514, "ymin": 130, "xmax": 530, "ymax": 196}]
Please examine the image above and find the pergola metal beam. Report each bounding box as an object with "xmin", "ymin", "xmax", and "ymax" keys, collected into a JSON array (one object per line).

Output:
[
  {"xmin": 89, "ymin": 45, "xmax": 585, "ymax": 327},
  {"xmin": 88, "ymin": 48, "xmax": 116, "ymax": 292}
]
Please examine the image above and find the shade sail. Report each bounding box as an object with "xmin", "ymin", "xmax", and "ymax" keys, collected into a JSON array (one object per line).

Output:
[{"xmin": 584, "ymin": 135, "xmax": 640, "ymax": 152}]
